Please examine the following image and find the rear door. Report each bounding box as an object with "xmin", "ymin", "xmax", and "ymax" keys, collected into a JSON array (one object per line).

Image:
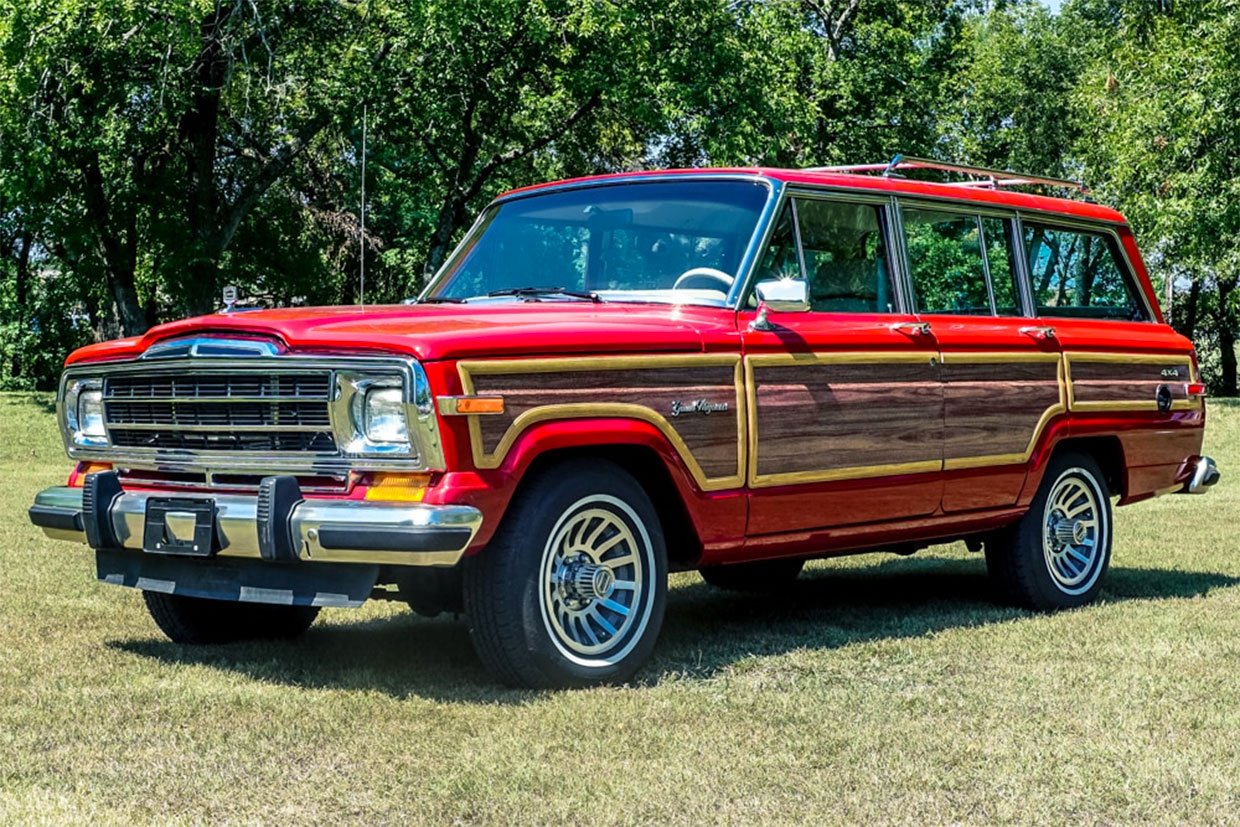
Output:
[
  {"xmin": 741, "ymin": 191, "xmax": 943, "ymax": 536},
  {"xmin": 894, "ymin": 201, "xmax": 1064, "ymax": 512}
]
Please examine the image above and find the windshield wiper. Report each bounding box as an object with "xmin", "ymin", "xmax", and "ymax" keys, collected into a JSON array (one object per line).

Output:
[
  {"xmin": 414, "ymin": 295, "xmax": 468, "ymax": 304},
  {"xmin": 486, "ymin": 286, "xmax": 602, "ymax": 303}
]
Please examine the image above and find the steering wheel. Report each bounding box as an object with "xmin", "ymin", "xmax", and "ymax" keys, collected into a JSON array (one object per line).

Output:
[{"xmin": 672, "ymin": 267, "xmax": 735, "ymax": 292}]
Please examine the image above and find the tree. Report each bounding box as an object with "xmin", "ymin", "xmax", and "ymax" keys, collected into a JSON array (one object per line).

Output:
[
  {"xmin": 1073, "ymin": 0, "xmax": 1240, "ymax": 393},
  {"xmin": 0, "ymin": 0, "xmax": 382, "ymax": 333}
]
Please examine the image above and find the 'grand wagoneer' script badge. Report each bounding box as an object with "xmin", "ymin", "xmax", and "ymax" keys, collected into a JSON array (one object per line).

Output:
[{"xmin": 669, "ymin": 399, "xmax": 730, "ymax": 417}]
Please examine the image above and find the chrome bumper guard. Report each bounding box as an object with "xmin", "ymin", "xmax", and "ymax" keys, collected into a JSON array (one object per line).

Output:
[
  {"xmin": 1183, "ymin": 455, "xmax": 1221, "ymax": 494},
  {"xmin": 28, "ymin": 480, "xmax": 482, "ymax": 567}
]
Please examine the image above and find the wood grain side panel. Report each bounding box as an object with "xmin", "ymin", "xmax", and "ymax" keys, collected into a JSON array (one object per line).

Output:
[
  {"xmin": 943, "ymin": 361, "xmax": 1062, "ymax": 461},
  {"xmin": 1069, "ymin": 357, "xmax": 1193, "ymax": 408},
  {"xmin": 752, "ymin": 361, "xmax": 942, "ymax": 479},
  {"xmin": 469, "ymin": 365, "xmax": 741, "ymax": 480}
]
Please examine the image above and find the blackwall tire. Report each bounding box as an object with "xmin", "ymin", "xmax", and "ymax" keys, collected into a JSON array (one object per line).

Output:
[
  {"xmin": 463, "ymin": 459, "xmax": 667, "ymax": 689},
  {"xmin": 986, "ymin": 452, "xmax": 1112, "ymax": 611},
  {"xmin": 143, "ymin": 591, "xmax": 320, "ymax": 644},
  {"xmin": 699, "ymin": 558, "xmax": 805, "ymax": 592}
]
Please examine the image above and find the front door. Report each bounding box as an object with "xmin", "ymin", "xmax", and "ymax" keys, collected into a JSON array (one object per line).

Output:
[{"xmin": 741, "ymin": 193, "xmax": 944, "ymax": 537}]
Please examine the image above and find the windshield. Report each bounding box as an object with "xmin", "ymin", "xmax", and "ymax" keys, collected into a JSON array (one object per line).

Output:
[{"xmin": 426, "ymin": 180, "xmax": 771, "ymax": 305}]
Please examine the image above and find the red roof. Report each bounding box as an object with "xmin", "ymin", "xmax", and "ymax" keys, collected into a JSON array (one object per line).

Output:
[{"xmin": 499, "ymin": 167, "xmax": 1126, "ymax": 225}]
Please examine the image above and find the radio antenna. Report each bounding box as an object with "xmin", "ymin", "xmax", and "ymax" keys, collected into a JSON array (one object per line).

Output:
[{"xmin": 359, "ymin": 103, "xmax": 367, "ymax": 308}]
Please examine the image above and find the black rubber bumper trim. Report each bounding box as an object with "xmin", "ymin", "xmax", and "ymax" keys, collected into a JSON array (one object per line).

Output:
[
  {"xmin": 95, "ymin": 548, "xmax": 378, "ymax": 608},
  {"xmin": 315, "ymin": 525, "xmax": 473, "ymax": 553},
  {"xmin": 28, "ymin": 505, "xmax": 84, "ymax": 533}
]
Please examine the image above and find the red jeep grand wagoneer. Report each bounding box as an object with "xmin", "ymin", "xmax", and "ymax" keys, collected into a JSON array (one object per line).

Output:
[{"xmin": 29, "ymin": 158, "xmax": 1218, "ymax": 688}]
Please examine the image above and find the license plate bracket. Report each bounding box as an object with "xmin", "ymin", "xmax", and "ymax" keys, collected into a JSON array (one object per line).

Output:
[{"xmin": 143, "ymin": 497, "xmax": 217, "ymax": 557}]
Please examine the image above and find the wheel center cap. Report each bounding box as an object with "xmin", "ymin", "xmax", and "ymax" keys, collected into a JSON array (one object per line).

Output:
[
  {"xmin": 1053, "ymin": 518, "xmax": 1087, "ymax": 546},
  {"xmin": 571, "ymin": 563, "xmax": 615, "ymax": 600}
]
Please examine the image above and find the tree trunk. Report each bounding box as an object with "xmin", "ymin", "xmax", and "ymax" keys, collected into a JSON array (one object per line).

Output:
[
  {"xmin": 108, "ymin": 274, "xmax": 146, "ymax": 336},
  {"xmin": 12, "ymin": 233, "xmax": 32, "ymax": 378},
  {"xmin": 422, "ymin": 196, "xmax": 470, "ymax": 284},
  {"xmin": 1175, "ymin": 274, "xmax": 1201, "ymax": 338},
  {"xmin": 186, "ymin": 256, "xmax": 220, "ymax": 317},
  {"xmin": 1217, "ymin": 274, "xmax": 1238, "ymax": 397},
  {"xmin": 179, "ymin": 5, "xmax": 231, "ymax": 319}
]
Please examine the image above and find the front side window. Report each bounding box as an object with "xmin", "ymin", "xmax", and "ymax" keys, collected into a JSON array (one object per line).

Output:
[
  {"xmin": 429, "ymin": 180, "xmax": 771, "ymax": 304},
  {"xmin": 902, "ymin": 207, "xmax": 991, "ymax": 315},
  {"xmin": 798, "ymin": 199, "xmax": 894, "ymax": 313},
  {"xmin": 752, "ymin": 198, "xmax": 895, "ymax": 313},
  {"xmin": 1023, "ymin": 223, "xmax": 1148, "ymax": 320}
]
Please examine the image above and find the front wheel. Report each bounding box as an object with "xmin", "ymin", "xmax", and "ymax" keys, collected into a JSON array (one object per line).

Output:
[
  {"xmin": 986, "ymin": 452, "xmax": 1112, "ymax": 611},
  {"xmin": 463, "ymin": 460, "xmax": 667, "ymax": 689},
  {"xmin": 143, "ymin": 591, "xmax": 320, "ymax": 644}
]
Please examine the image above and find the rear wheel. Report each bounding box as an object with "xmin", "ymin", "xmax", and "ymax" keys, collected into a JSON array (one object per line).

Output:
[
  {"xmin": 463, "ymin": 460, "xmax": 667, "ymax": 689},
  {"xmin": 699, "ymin": 558, "xmax": 805, "ymax": 592},
  {"xmin": 143, "ymin": 591, "xmax": 320, "ymax": 644},
  {"xmin": 986, "ymin": 452, "xmax": 1112, "ymax": 610}
]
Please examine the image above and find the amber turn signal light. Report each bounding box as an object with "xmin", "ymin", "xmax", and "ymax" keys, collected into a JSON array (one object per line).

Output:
[
  {"xmin": 437, "ymin": 395, "xmax": 505, "ymax": 415},
  {"xmin": 68, "ymin": 462, "xmax": 113, "ymax": 487},
  {"xmin": 362, "ymin": 472, "xmax": 432, "ymax": 502}
]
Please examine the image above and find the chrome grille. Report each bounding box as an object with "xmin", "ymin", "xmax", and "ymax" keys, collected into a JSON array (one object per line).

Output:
[{"xmin": 102, "ymin": 370, "xmax": 336, "ymax": 454}]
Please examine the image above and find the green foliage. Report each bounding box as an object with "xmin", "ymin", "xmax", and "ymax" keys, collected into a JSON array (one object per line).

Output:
[{"xmin": 0, "ymin": 0, "xmax": 1239, "ymax": 390}]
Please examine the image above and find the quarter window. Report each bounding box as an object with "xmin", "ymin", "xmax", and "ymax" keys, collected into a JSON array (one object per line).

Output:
[{"xmin": 1023, "ymin": 223, "xmax": 1148, "ymax": 321}]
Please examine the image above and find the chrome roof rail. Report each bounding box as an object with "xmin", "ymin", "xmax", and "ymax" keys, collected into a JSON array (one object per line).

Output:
[{"xmin": 805, "ymin": 154, "xmax": 1092, "ymax": 197}]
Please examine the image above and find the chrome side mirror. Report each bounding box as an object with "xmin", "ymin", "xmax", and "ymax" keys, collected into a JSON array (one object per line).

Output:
[
  {"xmin": 755, "ymin": 279, "xmax": 810, "ymax": 312},
  {"xmin": 751, "ymin": 279, "xmax": 810, "ymax": 331}
]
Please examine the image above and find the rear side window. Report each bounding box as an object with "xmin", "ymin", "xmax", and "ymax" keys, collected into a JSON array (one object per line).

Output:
[
  {"xmin": 902, "ymin": 207, "xmax": 990, "ymax": 315},
  {"xmin": 981, "ymin": 217, "xmax": 1021, "ymax": 315},
  {"xmin": 1023, "ymin": 223, "xmax": 1149, "ymax": 321}
]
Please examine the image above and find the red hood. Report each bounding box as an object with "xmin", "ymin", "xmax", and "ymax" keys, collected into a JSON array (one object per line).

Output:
[{"xmin": 65, "ymin": 302, "xmax": 741, "ymax": 365}]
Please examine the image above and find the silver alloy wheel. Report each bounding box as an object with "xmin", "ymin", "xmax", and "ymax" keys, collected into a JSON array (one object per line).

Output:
[
  {"xmin": 538, "ymin": 494, "xmax": 655, "ymax": 668},
  {"xmin": 1042, "ymin": 467, "xmax": 1108, "ymax": 596}
]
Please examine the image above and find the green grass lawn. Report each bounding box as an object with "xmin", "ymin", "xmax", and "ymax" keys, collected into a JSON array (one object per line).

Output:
[{"xmin": 2, "ymin": 393, "xmax": 1239, "ymax": 823}]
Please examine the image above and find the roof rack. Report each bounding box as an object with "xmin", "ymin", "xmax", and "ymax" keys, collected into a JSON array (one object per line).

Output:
[{"xmin": 808, "ymin": 154, "xmax": 1091, "ymax": 197}]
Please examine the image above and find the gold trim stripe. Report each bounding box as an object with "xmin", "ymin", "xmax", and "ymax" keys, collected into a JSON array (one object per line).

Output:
[{"xmin": 457, "ymin": 354, "xmax": 746, "ymax": 492}]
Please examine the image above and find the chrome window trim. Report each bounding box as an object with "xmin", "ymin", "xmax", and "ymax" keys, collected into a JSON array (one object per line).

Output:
[
  {"xmin": 418, "ymin": 173, "xmax": 781, "ymax": 310},
  {"xmin": 1014, "ymin": 212, "xmax": 1156, "ymax": 323},
  {"xmin": 58, "ymin": 355, "xmax": 444, "ymax": 474}
]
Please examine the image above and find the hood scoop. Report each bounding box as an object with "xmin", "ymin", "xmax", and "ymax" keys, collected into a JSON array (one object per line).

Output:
[{"xmin": 140, "ymin": 335, "xmax": 285, "ymax": 360}]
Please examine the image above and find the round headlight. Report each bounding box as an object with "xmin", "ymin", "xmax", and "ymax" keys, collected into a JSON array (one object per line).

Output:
[{"xmin": 364, "ymin": 386, "xmax": 409, "ymax": 443}]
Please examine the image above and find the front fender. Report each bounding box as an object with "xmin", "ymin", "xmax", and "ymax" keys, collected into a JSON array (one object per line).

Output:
[{"xmin": 427, "ymin": 416, "xmax": 746, "ymax": 553}]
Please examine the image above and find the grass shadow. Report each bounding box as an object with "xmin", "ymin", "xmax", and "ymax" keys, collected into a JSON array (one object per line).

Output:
[{"xmin": 109, "ymin": 556, "xmax": 1239, "ymax": 702}]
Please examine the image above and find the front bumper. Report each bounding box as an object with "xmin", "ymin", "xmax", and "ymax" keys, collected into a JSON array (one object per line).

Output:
[{"xmin": 28, "ymin": 483, "xmax": 483, "ymax": 568}]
